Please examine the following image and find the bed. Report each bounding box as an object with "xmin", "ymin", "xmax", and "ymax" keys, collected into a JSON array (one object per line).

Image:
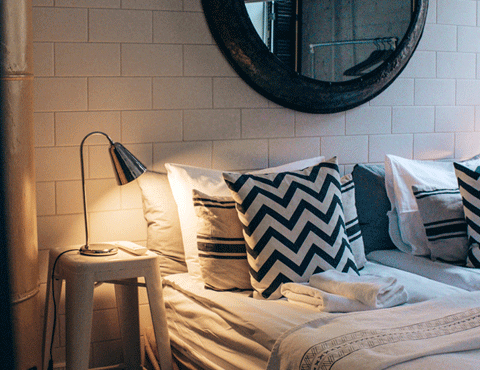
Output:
[{"xmin": 137, "ymin": 155, "xmax": 480, "ymax": 370}]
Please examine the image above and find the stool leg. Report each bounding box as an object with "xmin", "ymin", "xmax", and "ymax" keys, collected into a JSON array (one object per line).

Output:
[
  {"xmin": 42, "ymin": 273, "xmax": 63, "ymax": 370},
  {"xmin": 144, "ymin": 264, "xmax": 172, "ymax": 370},
  {"xmin": 65, "ymin": 273, "xmax": 95, "ymax": 370},
  {"xmin": 115, "ymin": 279, "xmax": 141, "ymax": 370}
]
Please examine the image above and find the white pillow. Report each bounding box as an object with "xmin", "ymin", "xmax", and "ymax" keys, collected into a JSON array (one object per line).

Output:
[
  {"xmin": 165, "ymin": 156, "xmax": 325, "ymax": 278},
  {"xmin": 384, "ymin": 154, "xmax": 480, "ymax": 256},
  {"xmin": 249, "ymin": 156, "xmax": 325, "ymax": 174},
  {"xmin": 137, "ymin": 171, "xmax": 187, "ymax": 275}
]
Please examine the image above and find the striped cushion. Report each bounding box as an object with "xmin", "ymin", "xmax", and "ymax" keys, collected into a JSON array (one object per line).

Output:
[
  {"xmin": 223, "ymin": 157, "xmax": 358, "ymax": 299},
  {"xmin": 193, "ymin": 189, "xmax": 252, "ymax": 290},
  {"xmin": 454, "ymin": 162, "xmax": 480, "ymax": 268},
  {"xmin": 412, "ymin": 185, "xmax": 468, "ymax": 263},
  {"xmin": 341, "ymin": 174, "xmax": 366, "ymax": 269}
]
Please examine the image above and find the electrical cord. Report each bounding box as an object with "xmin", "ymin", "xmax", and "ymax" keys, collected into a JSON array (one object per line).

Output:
[{"xmin": 47, "ymin": 248, "xmax": 78, "ymax": 370}]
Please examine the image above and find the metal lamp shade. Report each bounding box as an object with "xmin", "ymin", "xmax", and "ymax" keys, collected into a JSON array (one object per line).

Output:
[{"xmin": 109, "ymin": 142, "xmax": 147, "ymax": 185}]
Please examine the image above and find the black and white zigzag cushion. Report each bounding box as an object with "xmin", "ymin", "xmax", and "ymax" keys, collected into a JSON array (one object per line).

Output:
[
  {"xmin": 454, "ymin": 162, "xmax": 480, "ymax": 246},
  {"xmin": 467, "ymin": 243, "xmax": 480, "ymax": 268},
  {"xmin": 454, "ymin": 161, "xmax": 480, "ymax": 269},
  {"xmin": 223, "ymin": 157, "xmax": 359, "ymax": 299}
]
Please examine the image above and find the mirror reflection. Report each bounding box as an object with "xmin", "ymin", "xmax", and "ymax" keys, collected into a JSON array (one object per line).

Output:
[{"xmin": 245, "ymin": 0, "xmax": 413, "ymax": 82}]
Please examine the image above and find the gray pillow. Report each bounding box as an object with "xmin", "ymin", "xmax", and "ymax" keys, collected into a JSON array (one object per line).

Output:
[{"xmin": 351, "ymin": 164, "xmax": 396, "ymax": 254}]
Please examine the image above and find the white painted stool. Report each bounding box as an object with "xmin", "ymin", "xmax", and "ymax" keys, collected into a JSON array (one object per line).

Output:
[{"xmin": 42, "ymin": 247, "xmax": 173, "ymax": 370}]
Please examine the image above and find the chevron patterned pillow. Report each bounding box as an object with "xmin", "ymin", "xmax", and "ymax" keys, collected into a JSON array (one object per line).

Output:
[
  {"xmin": 454, "ymin": 162, "xmax": 480, "ymax": 244},
  {"xmin": 467, "ymin": 244, "xmax": 480, "ymax": 268},
  {"xmin": 223, "ymin": 157, "xmax": 359, "ymax": 299},
  {"xmin": 454, "ymin": 162, "xmax": 480, "ymax": 269}
]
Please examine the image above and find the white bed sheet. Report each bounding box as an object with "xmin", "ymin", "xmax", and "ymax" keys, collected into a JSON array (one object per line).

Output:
[
  {"xmin": 367, "ymin": 249, "xmax": 480, "ymax": 291},
  {"xmin": 162, "ymin": 261, "xmax": 467, "ymax": 370},
  {"xmin": 267, "ymin": 292, "xmax": 480, "ymax": 370}
]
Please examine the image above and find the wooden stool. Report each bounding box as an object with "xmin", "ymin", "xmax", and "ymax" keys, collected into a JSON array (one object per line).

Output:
[{"xmin": 42, "ymin": 246, "xmax": 173, "ymax": 370}]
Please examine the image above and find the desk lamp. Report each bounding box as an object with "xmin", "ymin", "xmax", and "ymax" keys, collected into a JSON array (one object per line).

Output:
[{"xmin": 80, "ymin": 131, "xmax": 147, "ymax": 256}]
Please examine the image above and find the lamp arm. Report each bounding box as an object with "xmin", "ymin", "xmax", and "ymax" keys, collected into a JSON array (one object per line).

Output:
[{"xmin": 80, "ymin": 131, "xmax": 114, "ymax": 249}]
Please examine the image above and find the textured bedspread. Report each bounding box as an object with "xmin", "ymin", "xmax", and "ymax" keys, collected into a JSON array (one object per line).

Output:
[
  {"xmin": 266, "ymin": 291, "xmax": 480, "ymax": 370},
  {"xmin": 162, "ymin": 262, "xmax": 474, "ymax": 370}
]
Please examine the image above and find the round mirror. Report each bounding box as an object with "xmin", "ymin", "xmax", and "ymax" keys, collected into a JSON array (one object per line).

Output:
[{"xmin": 202, "ymin": 0, "xmax": 428, "ymax": 113}]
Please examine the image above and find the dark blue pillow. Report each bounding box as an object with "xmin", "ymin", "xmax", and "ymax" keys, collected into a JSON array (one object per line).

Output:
[{"xmin": 352, "ymin": 164, "xmax": 396, "ymax": 254}]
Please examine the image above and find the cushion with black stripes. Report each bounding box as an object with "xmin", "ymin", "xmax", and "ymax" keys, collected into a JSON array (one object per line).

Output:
[
  {"xmin": 193, "ymin": 189, "xmax": 252, "ymax": 290},
  {"xmin": 223, "ymin": 157, "xmax": 359, "ymax": 299},
  {"xmin": 412, "ymin": 185, "xmax": 468, "ymax": 263},
  {"xmin": 454, "ymin": 161, "xmax": 480, "ymax": 268},
  {"xmin": 341, "ymin": 174, "xmax": 366, "ymax": 269}
]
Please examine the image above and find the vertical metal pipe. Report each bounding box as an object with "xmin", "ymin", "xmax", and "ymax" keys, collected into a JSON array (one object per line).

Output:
[
  {"xmin": 0, "ymin": 23, "xmax": 16, "ymax": 370},
  {"xmin": 0, "ymin": 0, "xmax": 40, "ymax": 369}
]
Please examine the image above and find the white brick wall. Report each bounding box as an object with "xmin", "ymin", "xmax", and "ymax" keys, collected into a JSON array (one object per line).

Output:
[{"xmin": 32, "ymin": 0, "xmax": 480, "ymax": 367}]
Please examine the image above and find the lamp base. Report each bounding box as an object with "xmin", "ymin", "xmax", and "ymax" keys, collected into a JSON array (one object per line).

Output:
[{"xmin": 80, "ymin": 243, "xmax": 118, "ymax": 256}]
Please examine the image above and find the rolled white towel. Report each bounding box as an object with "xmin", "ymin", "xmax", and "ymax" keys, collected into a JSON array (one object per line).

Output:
[
  {"xmin": 281, "ymin": 283, "xmax": 371, "ymax": 312},
  {"xmin": 309, "ymin": 269, "xmax": 408, "ymax": 308}
]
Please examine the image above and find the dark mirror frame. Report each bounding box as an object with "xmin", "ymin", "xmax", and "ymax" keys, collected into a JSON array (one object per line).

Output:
[{"xmin": 202, "ymin": 0, "xmax": 428, "ymax": 114}]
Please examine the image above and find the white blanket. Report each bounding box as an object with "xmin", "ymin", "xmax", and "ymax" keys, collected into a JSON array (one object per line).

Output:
[
  {"xmin": 281, "ymin": 270, "xmax": 408, "ymax": 312},
  {"xmin": 162, "ymin": 263, "xmax": 471, "ymax": 370},
  {"xmin": 267, "ymin": 292, "xmax": 480, "ymax": 370}
]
